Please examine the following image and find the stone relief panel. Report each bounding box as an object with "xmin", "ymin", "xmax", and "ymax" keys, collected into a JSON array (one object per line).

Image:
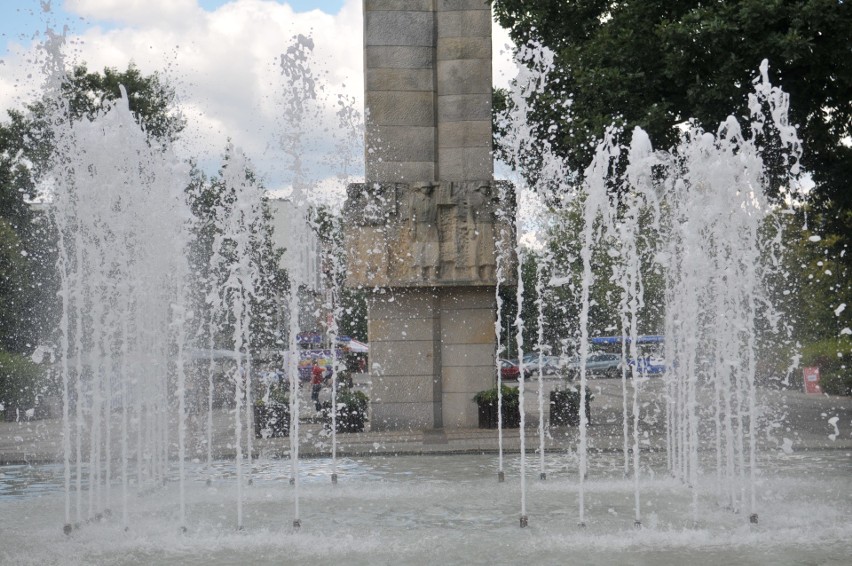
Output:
[{"xmin": 344, "ymin": 181, "xmax": 516, "ymax": 288}]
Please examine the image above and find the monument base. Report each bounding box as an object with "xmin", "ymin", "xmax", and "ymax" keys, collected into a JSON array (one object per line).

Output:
[{"xmin": 368, "ymin": 286, "xmax": 496, "ymax": 431}]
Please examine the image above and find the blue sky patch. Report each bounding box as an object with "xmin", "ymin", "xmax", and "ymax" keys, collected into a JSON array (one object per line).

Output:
[{"xmin": 0, "ymin": 1, "xmax": 346, "ymax": 57}]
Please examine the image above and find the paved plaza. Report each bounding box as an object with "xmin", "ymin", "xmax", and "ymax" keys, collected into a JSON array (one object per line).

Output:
[{"xmin": 2, "ymin": 377, "xmax": 849, "ymax": 465}]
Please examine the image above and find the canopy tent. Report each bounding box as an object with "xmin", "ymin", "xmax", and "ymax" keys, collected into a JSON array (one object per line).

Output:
[
  {"xmin": 347, "ymin": 339, "xmax": 369, "ymax": 353},
  {"xmin": 590, "ymin": 335, "xmax": 664, "ymax": 345}
]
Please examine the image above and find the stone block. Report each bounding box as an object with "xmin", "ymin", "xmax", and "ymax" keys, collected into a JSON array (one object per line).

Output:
[
  {"xmin": 365, "ymin": 11, "xmax": 435, "ymax": 47},
  {"xmin": 440, "ymin": 287, "xmax": 496, "ymax": 310},
  {"xmin": 437, "ymin": 94, "xmax": 491, "ymax": 122},
  {"xmin": 436, "ymin": 9, "xmax": 491, "ymax": 38},
  {"xmin": 438, "ymin": 146, "xmax": 492, "ymax": 181},
  {"xmin": 437, "ymin": 120, "xmax": 491, "ymax": 148},
  {"xmin": 437, "ymin": 0, "xmax": 492, "ymax": 11},
  {"xmin": 437, "ymin": 36, "xmax": 490, "ymax": 61},
  {"xmin": 365, "ymin": 0, "xmax": 434, "ymax": 11},
  {"xmin": 437, "ymin": 59, "xmax": 491, "ymax": 95},
  {"xmin": 344, "ymin": 225, "xmax": 391, "ymax": 287},
  {"xmin": 369, "ymin": 291, "xmax": 439, "ymax": 320},
  {"xmin": 367, "ymin": 161, "xmax": 435, "ymax": 184},
  {"xmin": 370, "ymin": 340, "xmax": 437, "ymax": 376},
  {"xmin": 365, "ymin": 46, "xmax": 435, "ymax": 70},
  {"xmin": 370, "ymin": 401, "xmax": 435, "ymax": 431},
  {"xmin": 367, "ymin": 91, "xmax": 435, "ymax": 126},
  {"xmin": 441, "ymin": 392, "xmax": 480, "ymax": 428},
  {"xmin": 441, "ymin": 312, "xmax": 494, "ymax": 345},
  {"xmin": 368, "ymin": 125, "xmax": 435, "ymax": 162},
  {"xmin": 441, "ymin": 365, "xmax": 494, "ymax": 393},
  {"xmin": 442, "ymin": 343, "xmax": 495, "ymax": 367},
  {"xmin": 367, "ymin": 68, "xmax": 435, "ymax": 92},
  {"xmin": 371, "ymin": 373, "xmax": 437, "ymax": 403},
  {"xmin": 369, "ymin": 317, "xmax": 437, "ymax": 342}
]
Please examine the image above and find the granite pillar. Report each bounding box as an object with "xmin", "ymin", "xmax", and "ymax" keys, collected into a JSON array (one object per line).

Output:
[{"xmin": 348, "ymin": 0, "xmax": 514, "ymax": 431}]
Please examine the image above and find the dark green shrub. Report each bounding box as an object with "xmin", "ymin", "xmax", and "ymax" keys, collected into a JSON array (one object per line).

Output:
[
  {"xmin": 0, "ymin": 350, "xmax": 45, "ymax": 417},
  {"xmin": 322, "ymin": 389, "xmax": 369, "ymax": 432},
  {"xmin": 550, "ymin": 386, "xmax": 594, "ymax": 426},
  {"xmin": 473, "ymin": 384, "xmax": 519, "ymax": 408},
  {"xmin": 254, "ymin": 386, "xmax": 290, "ymax": 438},
  {"xmin": 474, "ymin": 385, "xmax": 520, "ymax": 428},
  {"xmin": 800, "ymin": 337, "xmax": 851, "ymax": 396},
  {"xmin": 820, "ymin": 370, "xmax": 852, "ymax": 396}
]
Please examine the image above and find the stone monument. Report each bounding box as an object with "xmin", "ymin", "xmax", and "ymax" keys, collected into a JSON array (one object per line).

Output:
[{"xmin": 344, "ymin": 0, "xmax": 515, "ymax": 430}]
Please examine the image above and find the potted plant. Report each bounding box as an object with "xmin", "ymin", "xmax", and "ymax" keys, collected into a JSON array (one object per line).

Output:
[
  {"xmin": 473, "ymin": 385, "xmax": 520, "ymax": 429},
  {"xmin": 254, "ymin": 386, "xmax": 290, "ymax": 438},
  {"xmin": 321, "ymin": 389, "xmax": 369, "ymax": 433},
  {"xmin": 549, "ymin": 386, "xmax": 594, "ymax": 426}
]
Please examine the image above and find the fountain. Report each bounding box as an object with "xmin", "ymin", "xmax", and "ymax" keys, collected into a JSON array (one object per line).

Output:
[{"xmin": 0, "ymin": 4, "xmax": 850, "ymax": 565}]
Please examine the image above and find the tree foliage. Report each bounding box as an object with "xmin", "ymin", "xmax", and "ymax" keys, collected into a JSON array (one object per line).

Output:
[
  {"xmin": 186, "ymin": 153, "xmax": 288, "ymax": 354},
  {"xmin": 492, "ymin": 0, "xmax": 851, "ymax": 223},
  {"xmin": 0, "ymin": 63, "xmax": 186, "ymax": 358},
  {"xmin": 493, "ymin": 1, "xmax": 851, "ymax": 389},
  {"xmin": 60, "ymin": 63, "xmax": 185, "ymax": 144}
]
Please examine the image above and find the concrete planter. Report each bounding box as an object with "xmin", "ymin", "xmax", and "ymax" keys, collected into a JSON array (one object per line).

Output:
[
  {"xmin": 549, "ymin": 389, "xmax": 593, "ymax": 427},
  {"xmin": 476, "ymin": 401, "xmax": 521, "ymax": 429},
  {"xmin": 253, "ymin": 403, "xmax": 290, "ymax": 438}
]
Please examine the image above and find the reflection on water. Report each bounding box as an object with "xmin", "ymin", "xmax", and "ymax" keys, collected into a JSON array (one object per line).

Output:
[
  {"xmin": 2, "ymin": 449, "xmax": 849, "ymax": 500},
  {"xmin": 0, "ymin": 463, "xmax": 65, "ymax": 500}
]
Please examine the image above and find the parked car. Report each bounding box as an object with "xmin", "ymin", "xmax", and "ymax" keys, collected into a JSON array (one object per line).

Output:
[
  {"xmin": 628, "ymin": 356, "xmax": 666, "ymax": 375},
  {"xmin": 499, "ymin": 359, "xmax": 520, "ymax": 381},
  {"xmin": 565, "ymin": 352, "xmax": 622, "ymax": 378},
  {"xmin": 521, "ymin": 355, "xmax": 562, "ymax": 379}
]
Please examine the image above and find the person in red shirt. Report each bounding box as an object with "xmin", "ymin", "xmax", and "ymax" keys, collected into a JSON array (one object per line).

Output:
[{"xmin": 310, "ymin": 359, "xmax": 324, "ymax": 411}]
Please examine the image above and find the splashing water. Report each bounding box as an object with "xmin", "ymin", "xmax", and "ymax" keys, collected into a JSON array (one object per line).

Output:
[
  {"xmin": 10, "ymin": 17, "xmax": 840, "ymax": 561},
  {"xmin": 495, "ymin": 46, "xmax": 804, "ymax": 529}
]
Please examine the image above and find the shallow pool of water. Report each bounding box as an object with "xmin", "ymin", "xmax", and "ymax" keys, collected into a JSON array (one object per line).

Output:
[{"xmin": 1, "ymin": 450, "xmax": 850, "ymax": 565}]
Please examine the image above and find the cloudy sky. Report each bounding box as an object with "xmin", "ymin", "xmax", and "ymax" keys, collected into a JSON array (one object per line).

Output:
[{"xmin": 0, "ymin": 0, "xmax": 516, "ymax": 202}]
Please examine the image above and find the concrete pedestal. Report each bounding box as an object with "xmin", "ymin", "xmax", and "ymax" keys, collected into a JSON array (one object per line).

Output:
[
  {"xmin": 347, "ymin": 1, "xmax": 511, "ymax": 432},
  {"xmin": 368, "ymin": 287, "xmax": 496, "ymax": 430}
]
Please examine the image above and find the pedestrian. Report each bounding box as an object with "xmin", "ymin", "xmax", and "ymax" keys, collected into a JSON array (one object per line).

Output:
[{"xmin": 310, "ymin": 359, "xmax": 324, "ymax": 412}]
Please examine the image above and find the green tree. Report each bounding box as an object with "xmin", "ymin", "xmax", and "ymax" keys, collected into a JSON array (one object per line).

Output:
[
  {"xmin": 494, "ymin": 0, "xmax": 851, "ymax": 390},
  {"xmin": 186, "ymin": 151, "xmax": 289, "ymax": 355},
  {"xmin": 59, "ymin": 63, "xmax": 185, "ymax": 144},
  {"xmin": 308, "ymin": 206, "xmax": 367, "ymax": 342},
  {"xmin": 0, "ymin": 124, "xmax": 54, "ymax": 355},
  {"xmin": 0, "ymin": 63, "xmax": 187, "ymax": 358},
  {"xmin": 492, "ymin": 0, "xmax": 851, "ymax": 227}
]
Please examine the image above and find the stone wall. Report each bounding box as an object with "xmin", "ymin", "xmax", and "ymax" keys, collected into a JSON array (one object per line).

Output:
[
  {"xmin": 363, "ymin": 0, "xmax": 492, "ymax": 183},
  {"xmin": 344, "ymin": 180, "xmax": 515, "ymax": 288},
  {"xmin": 367, "ymin": 287, "xmax": 496, "ymax": 430},
  {"xmin": 350, "ymin": 1, "xmax": 514, "ymax": 431}
]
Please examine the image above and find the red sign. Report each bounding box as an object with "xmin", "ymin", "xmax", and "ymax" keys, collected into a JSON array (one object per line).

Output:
[{"xmin": 803, "ymin": 367, "xmax": 821, "ymax": 394}]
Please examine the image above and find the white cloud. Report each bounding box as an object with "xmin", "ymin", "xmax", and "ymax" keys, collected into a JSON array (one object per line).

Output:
[
  {"xmin": 64, "ymin": 0, "xmax": 202, "ymax": 28},
  {"xmin": 2, "ymin": 1, "xmax": 516, "ymax": 195},
  {"xmin": 492, "ymin": 18, "xmax": 516, "ymax": 91}
]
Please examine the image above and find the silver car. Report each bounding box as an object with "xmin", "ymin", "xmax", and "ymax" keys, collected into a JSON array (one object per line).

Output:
[{"xmin": 565, "ymin": 352, "xmax": 622, "ymax": 378}]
